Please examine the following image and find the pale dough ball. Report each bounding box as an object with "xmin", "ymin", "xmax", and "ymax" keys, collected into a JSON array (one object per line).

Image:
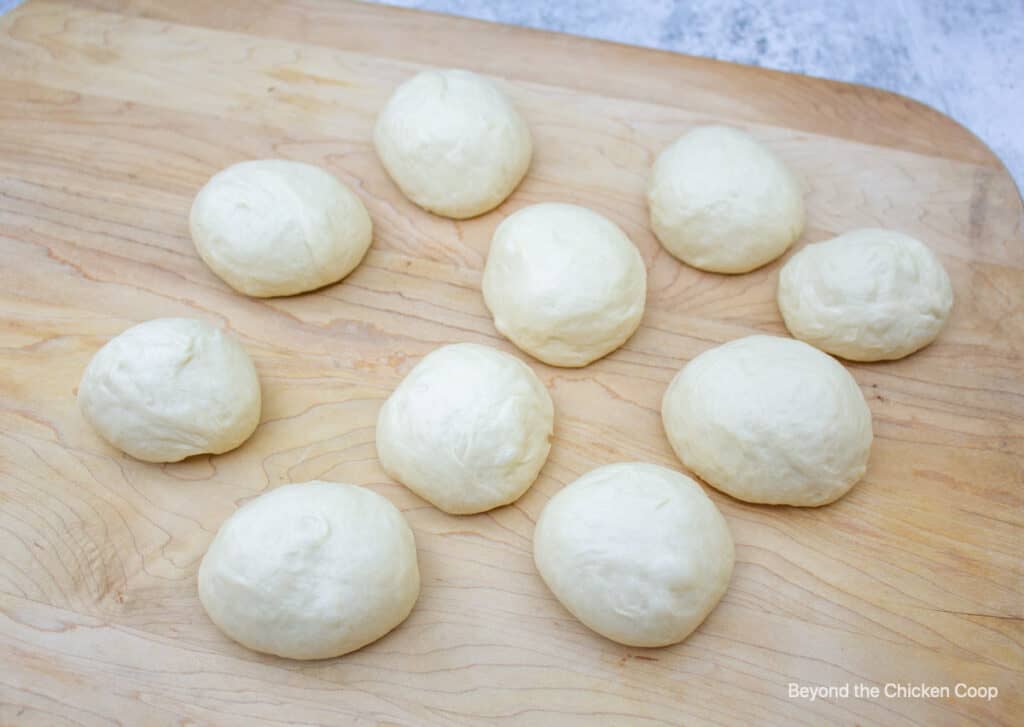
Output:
[
  {"xmin": 778, "ymin": 228, "xmax": 954, "ymax": 361},
  {"xmin": 482, "ymin": 203, "xmax": 647, "ymax": 367},
  {"xmin": 376, "ymin": 343, "xmax": 553, "ymax": 514},
  {"xmin": 190, "ymin": 159, "xmax": 372, "ymax": 297},
  {"xmin": 662, "ymin": 335, "xmax": 872, "ymax": 506},
  {"xmin": 648, "ymin": 125, "xmax": 805, "ymax": 273},
  {"xmin": 533, "ymin": 462, "xmax": 734, "ymax": 647},
  {"xmin": 374, "ymin": 68, "xmax": 532, "ymax": 219},
  {"xmin": 198, "ymin": 481, "xmax": 420, "ymax": 660},
  {"xmin": 78, "ymin": 318, "xmax": 261, "ymax": 463}
]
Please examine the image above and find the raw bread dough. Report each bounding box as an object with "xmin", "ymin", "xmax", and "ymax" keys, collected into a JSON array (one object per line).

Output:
[
  {"xmin": 198, "ymin": 481, "xmax": 420, "ymax": 660},
  {"xmin": 533, "ymin": 462, "xmax": 734, "ymax": 647},
  {"xmin": 777, "ymin": 228, "xmax": 954, "ymax": 361},
  {"xmin": 376, "ymin": 343, "xmax": 553, "ymax": 514},
  {"xmin": 482, "ymin": 203, "xmax": 647, "ymax": 367},
  {"xmin": 648, "ymin": 125, "xmax": 805, "ymax": 273},
  {"xmin": 374, "ymin": 68, "xmax": 532, "ymax": 219},
  {"xmin": 190, "ymin": 159, "xmax": 372, "ymax": 297},
  {"xmin": 78, "ymin": 318, "xmax": 261, "ymax": 463},
  {"xmin": 662, "ymin": 335, "xmax": 872, "ymax": 506}
]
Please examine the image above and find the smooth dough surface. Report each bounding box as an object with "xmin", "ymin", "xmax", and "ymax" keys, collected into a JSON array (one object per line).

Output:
[
  {"xmin": 662, "ymin": 335, "xmax": 872, "ymax": 506},
  {"xmin": 376, "ymin": 343, "xmax": 553, "ymax": 514},
  {"xmin": 374, "ymin": 68, "xmax": 532, "ymax": 219},
  {"xmin": 198, "ymin": 481, "xmax": 420, "ymax": 660},
  {"xmin": 648, "ymin": 125, "xmax": 805, "ymax": 273},
  {"xmin": 190, "ymin": 159, "xmax": 372, "ymax": 297},
  {"xmin": 482, "ymin": 203, "xmax": 647, "ymax": 367},
  {"xmin": 533, "ymin": 462, "xmax": 734, "ymax": 647},
  {"xmin": 78, "ymin": 318, "xmax": 261, "ymax": 463},
  {"xmin": 778, "ymin": 228, "xmax": 954, "ymax": 361}
]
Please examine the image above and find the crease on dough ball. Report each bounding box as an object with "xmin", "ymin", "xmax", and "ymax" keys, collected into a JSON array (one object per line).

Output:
[
  {"xmin": 647, "ymin": 125, "xmax": 805, "ymax": 273},
  {"xmin": 482, "ymin": 203, "xmax": 647, "ymax": 367},
  {"xmin": 198, "ymin": 481, "xmax": 420, "ymax": 660},
  {"xmin": 533, "ymin": 462, "xmax": 734, "ymax": 647},
  {"xmin": 376, "ymin": 343, "xmax": 554, "ymax": 514},
  {"xmin": 77, "ymin": 317, "xmax": 261, "ymax": 463},
  {"xmin": 373, "ymin": 68, "xmax": 532, "ymax": 219},
  {"xmin": 661, "ymin": 335, "xmax": 872, "ymax": 506},
  {"xmin": 190, "ymin": 159, "xmax": 373, "ymax": 297},
  {"xmin": 778, "ymin": 228, "xmax": 954, "ymax": 361}
]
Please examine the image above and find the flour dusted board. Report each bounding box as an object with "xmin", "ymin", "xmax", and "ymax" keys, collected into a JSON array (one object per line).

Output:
[{"xmin": 0, "ymin": 1, "xmax": 1021, "ymax": 724}]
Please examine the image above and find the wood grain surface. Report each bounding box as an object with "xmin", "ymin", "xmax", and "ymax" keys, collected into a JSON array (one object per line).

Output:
[{"xmin": 1, "ymin": 1, "xmax": 1021, "ymax": 725}]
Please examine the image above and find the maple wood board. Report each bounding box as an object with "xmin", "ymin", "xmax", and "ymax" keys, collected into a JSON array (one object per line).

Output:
[{"xmin": 0, "ymin": 1, "xmax": 1022, "ymax": 725}]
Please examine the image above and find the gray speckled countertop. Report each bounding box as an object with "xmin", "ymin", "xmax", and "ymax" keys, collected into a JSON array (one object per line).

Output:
[
  {"xmin": 1, "ymin": 0, "xmax": 1019, "ymax": 188},
  {"xmin": 372, "ymin": 0, "xmax": 1023, "ymax": 189}
]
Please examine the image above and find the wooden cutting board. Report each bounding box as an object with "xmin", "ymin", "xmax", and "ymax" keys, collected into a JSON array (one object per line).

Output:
[{"xmin": 1, "ymin": 1, "xmax": 1021, "ymax": 724}]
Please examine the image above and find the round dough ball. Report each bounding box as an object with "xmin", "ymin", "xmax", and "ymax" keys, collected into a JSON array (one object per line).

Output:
[
  {"xmin": 190, "ymin": 159, "xmax": 372, "ymax": 297},
  {"xmin": 482, "ymin": 203, "xmax": 647, "ymax": 367},
  {"xmin": 376, "ymin": 343, "xmax": 553, "ymax": 514},
  {"xmin": 778, "ymin": 228, "xmax": 954, "ymax": 361},
  {"xmin": 374, "ymin": 68, "xmax": 532, "ymax": 219},
  {"xmin": 647, "ymin": 125, "xmax": 805, "ymax": 273},
  {"xmin": 533, "ymin": 462, "xmax": 734, "ymax": 647},
  {"xmin": 78, "ymin": 318, "xmax": 261, "ymax": 463},
  {"xmin": 662, "ymin": 335, "xmax": 872, "ymax": 506},
  {"xmin": 198, "ymin": 481, "xmax": 420, "ymax": 660}
]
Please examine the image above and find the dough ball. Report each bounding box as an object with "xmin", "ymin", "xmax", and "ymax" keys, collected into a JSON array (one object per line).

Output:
[
  {"xmin": 662, "ymin": 335, "xmax": 872, "ymax": 506},
  {"xmin": 374, "ymin": 68, "xmax": 532, "ymax": 219},
  {"xmin": 482, "ymin": 203, "xmax": 647, "ymax": 367},
  {"xmin": 533, "ymin": 462, "xmax": 734, "ymax": 647},
  {"xmin": 78, "ymin": 318, "xmax": 261, "ymax": 463},
  {"xmin": 198, "ymin": 481, "xmax": 420, "ymax": 660},
  {"xmin": 647, "ymin": 125, "xmax": 805, "ymax": 273},
  {"xmin": 190, "ymin": 159, "xmax": 372, "ymax": 297},
  {"xmin": 778, "ymin": 228, "xmax": 954, "ymax": 361},
  {"xmin": 376, "ymin": 343, "xmax": 553, "ymax": 514}
]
